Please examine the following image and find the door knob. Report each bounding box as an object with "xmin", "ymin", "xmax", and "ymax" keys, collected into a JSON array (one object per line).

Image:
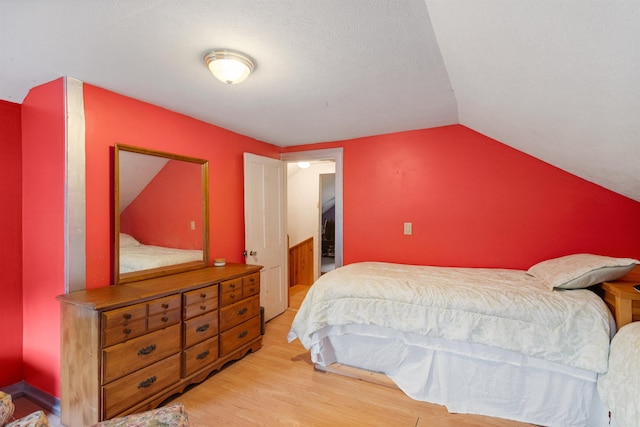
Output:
[{"xmin": 249, "ymin": 250, "xmax": 257, "ymax": 256}]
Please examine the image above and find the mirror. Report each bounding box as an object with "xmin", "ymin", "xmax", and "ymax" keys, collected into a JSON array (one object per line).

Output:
[{"xmin": 115, "ymin": 144, "xmax": 209, "ymax": 284}]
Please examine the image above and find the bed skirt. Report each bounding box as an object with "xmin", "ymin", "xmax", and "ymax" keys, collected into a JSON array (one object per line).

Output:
[{"xmin": 309, "ymin": 324, "xmax": 610, "ymax": 427}]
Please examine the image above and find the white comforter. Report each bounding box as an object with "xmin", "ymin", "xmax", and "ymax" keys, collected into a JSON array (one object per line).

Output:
[
  {"xmin": 288, "ymin": 262, "xmax": 612, "ymax": 373},
  {"xmin": 120, "ymin": 244, "xmax": 203, "ymax": 273},
  {"xmin": 598, "ymin": 322, "xmax": 640, "ymax": 427}
]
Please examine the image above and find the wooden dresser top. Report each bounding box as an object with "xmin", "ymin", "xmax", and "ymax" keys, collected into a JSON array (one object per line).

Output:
[{"xmin": 57, "ymin": 264, "xmax": 262, "ymax": 311}]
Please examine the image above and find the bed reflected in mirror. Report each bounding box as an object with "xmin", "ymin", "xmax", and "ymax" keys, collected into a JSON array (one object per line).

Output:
[{"xmin": 115, "ymin": 144, "xmax": 209, "ymax": 284}]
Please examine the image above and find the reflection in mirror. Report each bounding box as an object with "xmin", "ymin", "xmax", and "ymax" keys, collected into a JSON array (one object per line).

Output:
[{"xmin": 115, "ymin": 144, "xmax": 209, "ymax": 284}]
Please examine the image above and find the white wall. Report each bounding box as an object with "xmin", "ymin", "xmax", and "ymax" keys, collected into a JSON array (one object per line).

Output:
[{"xmin": 287, "ymin": 161, "xmax": 336, "ymax": 279}]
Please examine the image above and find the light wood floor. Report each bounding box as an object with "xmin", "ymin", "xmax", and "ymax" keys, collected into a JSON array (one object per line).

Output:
[
  {"xmin": 168, "ymin": 284, "xmax": 531, "ymax": 427},
  {"xmin": 14, "ymin": 284, "xmax": 531, "ymax": 426}
]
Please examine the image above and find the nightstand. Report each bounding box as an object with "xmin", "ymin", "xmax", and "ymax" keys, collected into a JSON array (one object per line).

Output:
[{"xmin": 600, "ymin": 280, "xmax": 640, "ymax": 328}]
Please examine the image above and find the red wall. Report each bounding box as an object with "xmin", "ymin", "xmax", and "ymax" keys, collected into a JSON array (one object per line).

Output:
[
  {"xmin": 285, "ymin": 125, "xmax": 640, "ymax": 269},
  {"xmin": 84, "ymin": 84, "xmax": 281, "ymax": 289},
  {"xmin": 0, "ymin": 100, "xmax": 24, "ymax": 387},
  {"xmin": 21, "ymin": 78, "xmax": 66, "ymax": 396},
  {"xmin": 121, "ymin": 159, "xmax": 203, "ymax": 249}
]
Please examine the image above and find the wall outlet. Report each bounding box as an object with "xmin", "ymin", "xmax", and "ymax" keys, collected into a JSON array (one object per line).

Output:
[
  {"xmin": 190, "ymin": 220, "xmax": 196, "ymax": 230},
  {"xmin": 404, "ymin": 222, "xmax": 412, "ymax": 235}
]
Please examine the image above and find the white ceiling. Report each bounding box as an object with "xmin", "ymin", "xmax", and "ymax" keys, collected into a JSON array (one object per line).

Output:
[{"xmin": 1, "ymin": 1, "xmax": 638, "ymax": 202}]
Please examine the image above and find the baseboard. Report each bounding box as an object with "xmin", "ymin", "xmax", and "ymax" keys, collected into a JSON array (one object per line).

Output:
[{"xmin": 0, "ymin": 381, "xmax": 60, "ymax": 416}]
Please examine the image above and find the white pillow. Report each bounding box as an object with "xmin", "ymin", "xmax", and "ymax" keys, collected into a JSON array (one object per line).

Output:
[
  {"xmin": 119, "ymin": 233, "xmax": 141, "ymax": 248},
  {"xmin": 527, "ymin": 253, "xmax": 639, "ymax": 290}
]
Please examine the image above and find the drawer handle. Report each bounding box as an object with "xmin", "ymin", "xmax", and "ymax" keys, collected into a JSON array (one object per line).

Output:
[
  {"xmin": 162, "ymin": 303, "xmax": 169, "ymax": 309},
  {"xmin": 124, "ymin": 328, "xmax": 131, "ymax": 335},
  {"xmin": 161, "ymin": 316, "xmax": 169, "ymax": 323},
  {"xmin": 237, "ymin": 307, "xmax": 248, "ymax": 315},
  {"xmin": 196, "ymin": 350, "xmax": 210, "ymax": 360},
  {"xmin": 200, "ymin": 305, "xmax": 207, "ymax": 311},
  {"xmin": 138, "ymin": 376, "xmax": 157, "ymax": 389},
  {"xmin": 249, "ymin": 277, "xmax": 255, "ymax": 283},
  {"xmin": 200, "ymin": 293, "xmax": 207, "ymax": 298},
  {"xmin": 138, "ymin": 344, "xmax": 157, "ymax": 356},
  {"xmin": 238, "ymin": 330, "xmax": 248, "ymax": 339},
  {"xmin": 248, "ymin": 287, "xmax": 256, "ymax": 293},
  {"xmin": 196, "ymin": 323, "xmax": 210, "ymax": 333},
  {"xmin": 230, "ymin": 283, "xmax": 236, "ymax": 288},
  {"xmin": 123, "ymin": 313, "xmax": 132, "ymax": 320}
]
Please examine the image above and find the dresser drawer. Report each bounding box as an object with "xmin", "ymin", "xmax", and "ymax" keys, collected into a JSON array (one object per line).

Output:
[
  {"xmin": 103, "ymin": 303, "xmax": 147, "ymax": 329},
  {"xmin": 183, "ymin": 285, "xmax": 218, "ymax": 319},
  {"xmin": 148, "ymin": 308, "xmax": 181, "ymax": 331},
  {"xmin": 219, "ymin": 277, "xmax": 243, "ymax": 294},
  {"xmin": 220, "ymin": 315, "xmax": 261, "ymax": 355},
  {"xmin": 183, "ymin": 336, "xmax": 219, "ymax": 377},
  {"xmin": 183, "ymin": 311, "xmax": 218, "ymax": 348},
  {"xmin": 102, "ymin": 353, "xmax": 181, "ymax": 420},
  {"xmin": 220, "ymin": 289, "xmax": 243, "ymax": 306},
  {"xmin": 148, "ymin": 294, "xmax": 181, "ymax": 316},
  {"xmin": 103, "ymin": 318, "xmax": 147, "ymax": 348},
  {"xmin": 102, "ymin": 304, "xmax": 147, "ymax": 347},
  {"xmin": 102, "ymin": 324, "xmax": 181, "ymax": 384},
  {"xmin": 220, "ymin": 295, "xmax": 260, "ymax": 331},
  {"xmin": 183, "ymin": 284, "xmax": 218, "ymax": 307},
  {"xmin": 243, "ymin": 272, "xmax": 260, "ymax": 297}
]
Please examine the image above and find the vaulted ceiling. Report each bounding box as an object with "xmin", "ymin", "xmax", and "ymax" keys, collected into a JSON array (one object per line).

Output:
[{"xmin": 1, "ymin": 1, "xmax": 638, "ymax": 201}]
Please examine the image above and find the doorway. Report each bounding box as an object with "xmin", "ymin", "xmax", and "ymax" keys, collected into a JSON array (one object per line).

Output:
[
  {"xmin": 281, "ymin": 149, "xmax": 343, "ymax": 291},
  {"xmin": 320, "ymin": 173, "xmax": 336, "ymax": 275}
]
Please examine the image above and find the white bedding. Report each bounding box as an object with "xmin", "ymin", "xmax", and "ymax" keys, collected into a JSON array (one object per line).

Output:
[
  {"xmin": 598, "ymin": 322, "xmax": 640, "ymax": 427},
  {"xmin": 120, "ymin": 244, "xmax": 203, "ymax": 273},
  {"xmin": 288, "ymin": 262, "xmax": 612, "ymax": 374}
]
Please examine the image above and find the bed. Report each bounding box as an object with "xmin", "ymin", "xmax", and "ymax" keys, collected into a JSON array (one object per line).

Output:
[
  {"xmin": 119, "ymin": 233, "xmax": 203, "ymax": 273},
  {"xmin": 288, "ymin": 254, "xmax": 639, "ymax": 427}
]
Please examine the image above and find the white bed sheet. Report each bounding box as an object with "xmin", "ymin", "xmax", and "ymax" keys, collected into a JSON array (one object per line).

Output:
[
  {"xmin": 120, "ymin": 244, "xmax": 203, "ymax": 273},
  {"xmin": 310, "ymin": 324, "xmax": 609, "ymax": 427},
  {"xmin": 289, "ymin": 262, "xmax": 612, "ymax": 374}
]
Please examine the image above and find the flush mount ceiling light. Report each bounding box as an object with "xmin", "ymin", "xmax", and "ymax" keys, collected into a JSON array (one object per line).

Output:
[{"xmin": 203, "ymin": 49, "xmax": 255, "ymax": 85}]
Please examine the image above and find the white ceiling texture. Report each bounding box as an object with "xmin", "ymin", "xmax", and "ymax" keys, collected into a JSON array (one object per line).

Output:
[{"xmin": 1, "ymin": 1, "xmax": 638, "ymax": 201}]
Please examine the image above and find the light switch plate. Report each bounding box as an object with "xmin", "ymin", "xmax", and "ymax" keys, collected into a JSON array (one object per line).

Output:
[{"xmin": 404, "ymin": 222, "xmax": 412, "ymax": 235}]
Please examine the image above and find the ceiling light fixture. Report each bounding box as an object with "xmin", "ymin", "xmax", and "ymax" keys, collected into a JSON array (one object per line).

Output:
[
  {"xmin": 298, "ymin": 162, "xmax": 310, "ymax": 169},
  {"xmin": 203, "ymin": 49, "xmax": 255, "ymax": 85}
]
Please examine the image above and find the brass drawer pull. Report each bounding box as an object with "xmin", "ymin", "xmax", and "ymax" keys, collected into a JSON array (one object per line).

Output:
[
  {"xmin": 237, "ymin": 307, "xmax": 248, "ymax": 315},
  {"xmin": 162, "ymin": 303, "xmax": 169, "ymax": 309},
  {"xmin": 248, "ymin": 287, "xmax": 256, "ymax": 293},
  {"xmin": 196, "ymin": 323, "xmax": 210, "ymax": 333},
  {"xmin": 200, "ymin": 305, "xmax": 207, "ymax": 311},
  {"xmin": 123, "ymin": 313, "xmax": 132, "ymax": 320},
  {"xmin": 161, "ymin": 316, "xmax": 169, "ymax": 323},
  {"xmin": 124, "ymin": 328, "xmax": 131, "ymax": 335},
  {"xmin": 138, "ymin": 376, "xmax": 157, "ymax": 389},
  {"xmin": 230, "ymin": 283, "xmax": 236, "ymax": 288},
  {"xmin": 196, "ymin": 350, "xmax": 210, "ymax": 360},
  {"xmin": 138, "ymin": 344, "xmax": 157, "ymax": 356},
  {"xmin": 238, "ymin": 330, "xmax": 248, "ymax": 339},
  {"xmin": 200, "ymin": 293, "xmax": 207, "ymax": 298}
]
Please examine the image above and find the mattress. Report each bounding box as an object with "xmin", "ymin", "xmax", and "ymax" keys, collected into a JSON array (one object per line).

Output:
[{"xmin": 289, "ymin": 262, "xmax": 612, "ymax": 373}]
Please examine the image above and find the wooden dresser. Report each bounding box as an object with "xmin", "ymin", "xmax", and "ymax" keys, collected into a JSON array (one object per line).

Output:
[{"xmin": 57, "ymin": 264, "xmax": 262, "ymax": 427}]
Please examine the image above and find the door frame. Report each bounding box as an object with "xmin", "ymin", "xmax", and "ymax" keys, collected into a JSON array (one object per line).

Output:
[{"xmin": 281, "ymin": 148, "xmax": 343, "ymax": 270}]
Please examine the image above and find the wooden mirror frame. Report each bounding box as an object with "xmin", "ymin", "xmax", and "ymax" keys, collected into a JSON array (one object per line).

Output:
[{"xmin": 114, "ymin": 144, "xmax": 210, "ymax": 284}]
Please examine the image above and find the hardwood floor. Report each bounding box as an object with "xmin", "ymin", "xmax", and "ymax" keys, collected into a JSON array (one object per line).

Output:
[
  {"xmin": 14, "ymin": 284, "xmax": 531, "ymax": 426},
  {"xmin": 168, "ymin": 285, "xmax": 532, "ymax": 426},
  {"xmin": 11, "ymin": 396, "xmax": 61, "ymax": 427}
]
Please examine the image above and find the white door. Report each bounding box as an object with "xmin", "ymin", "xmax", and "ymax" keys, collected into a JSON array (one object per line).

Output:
[{"xmin": 243, "ymin": 153, "xmax": 287, "ymax": 321}]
